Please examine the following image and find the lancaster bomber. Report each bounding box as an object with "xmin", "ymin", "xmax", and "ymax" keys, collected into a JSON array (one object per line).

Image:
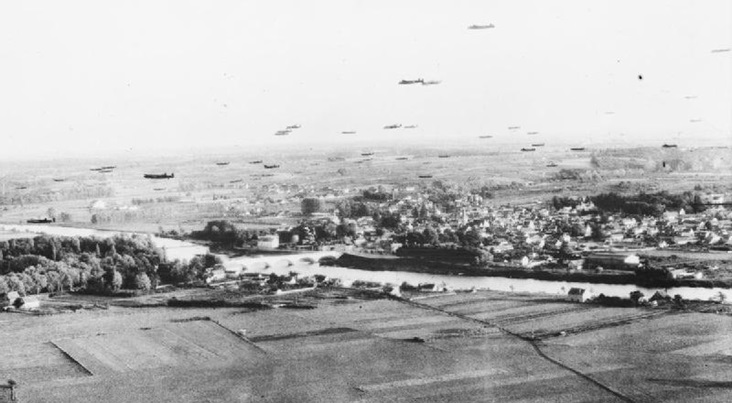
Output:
[
  {"xmin": 468, "ymin": 24, "xmax": 495, "ymax": 30},
  {"xmin": 216, "ymin": 162, "xmax": 230, "ymax": 166},
  {"xmin": 478, "ymin": 135, "xmax": 493, "ymax": 139},
  {"xmin": 384, "ymin": 124, "xmax": 402, "ymax": 129},
  {"xmin": 274, "ymin": 130, "xmax": 291, "ymax": 136},
  {"xmin": 341, "ymin": 131, "xmax": 357, "ymax": 134},
  {"xmin": 520, "ymin": 148, "xmax": 536, "ymax": 152},
  {"xmin": 570, "ymin": 147, "xmax": 585, "ymax": 151},
  {"xmin": 508, "ymin": 126, "xmax": 520, "ymax": 130},
  {"xmin": 286, "ymin": 124, "xmax": 301, "ymax": 129},
  {"xmin": 143, "ymin": 173, "xmax": 174, "ymax": 179},
  {"xmin": 361, "ymin": 152, "xmax": 374, "ymax": 156},
  {"xmin": 249, "ymin": 160, "xmax": 263, "ymax": 164},
  {"xmin": 711, "ymin": 48, "xmax": 730, "ymax": 53},
  {"xmin": 527, "ymin": 131, "xmax": 539, "ymax": 135},
  {"xmin": 399, "ymin": 79, "xmax": 424, "ymax": 85},
  {"xmin": 27, "ymin": 218, "xmax": 53, "ymax": 224},
  {"xmin": 662, "ymin": 144, "xmax": 678, "ymax": 148},
  {"xmin": 404, "ymin": 125, "xmax": 418, "ymax": 129},
  {"xmin": 264, "ymin": 164, "xmax": 280, "ymax": 169},
  {"xmin": 421, "ymin": 80, "xmax": 441, "ymax": 86}
]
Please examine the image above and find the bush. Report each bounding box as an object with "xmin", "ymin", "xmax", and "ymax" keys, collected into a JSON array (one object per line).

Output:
[{"xmin": 135, "ymin": 273, "xmax": 152, "ymax": 291}]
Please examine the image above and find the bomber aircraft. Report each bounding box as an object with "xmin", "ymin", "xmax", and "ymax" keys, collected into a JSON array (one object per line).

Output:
[{"xmin": 468, "ymin": 24, "xmax": 495, "ymax": 30}]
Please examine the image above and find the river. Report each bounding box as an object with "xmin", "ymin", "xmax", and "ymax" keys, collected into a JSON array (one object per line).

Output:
[
  {"xmin": 246, "ymin": 260, "xmax": 731, "ymax": 303},
  {"xmin": 3, "ymin": 223, "xmax": 730, "ymax": 302}
]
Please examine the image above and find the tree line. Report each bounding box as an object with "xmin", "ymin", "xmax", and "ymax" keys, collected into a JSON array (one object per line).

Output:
[{"xmin": 591, "ymin": 191, "xmax": 706, "ymax": 216}]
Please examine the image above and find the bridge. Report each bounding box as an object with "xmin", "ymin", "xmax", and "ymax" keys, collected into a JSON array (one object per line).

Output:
[{"xmin": 221, "ymin": 251, "xmax": 342, "ymax": 277}]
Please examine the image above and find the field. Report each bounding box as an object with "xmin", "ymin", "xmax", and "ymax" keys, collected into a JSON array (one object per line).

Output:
[
  {"xmin": 1, "ymin": 144, "xmax": 730, "ymax": 233},
  {"xmin": 1, "ymin": 288, "xmax": 732, "ymax": 402}
]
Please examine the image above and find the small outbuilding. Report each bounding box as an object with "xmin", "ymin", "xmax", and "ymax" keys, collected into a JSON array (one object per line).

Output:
[
  {"xmin": 418, "ymin": 283, "xmax": 440, "ymax": 292},
  {"xmin": 567, "ymin": 288, "xmax": 588, "ymax": 303},
  {"xmin": 649, "ymin": 291, "xmax": 671, "ymax": 303},
  {"xmin": 18, "ymin": 296, "xmax": 40, "ymax": 310}
]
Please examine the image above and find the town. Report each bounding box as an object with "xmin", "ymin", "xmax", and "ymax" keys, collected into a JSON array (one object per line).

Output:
[{"xmin": 179, "ymin": 181, "xmax": 732, "ymax": 291}]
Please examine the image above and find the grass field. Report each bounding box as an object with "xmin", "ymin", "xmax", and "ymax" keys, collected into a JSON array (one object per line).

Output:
[{"xmin": 2, "ymin": 288, "xmax": 732, "ymax": 402}]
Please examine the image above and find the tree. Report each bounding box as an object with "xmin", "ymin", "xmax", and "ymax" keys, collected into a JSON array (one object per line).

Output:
[
  {"xmin": 590, "ymin": 224, "xmax": 607, "ymax": 241},
  {"xmin": 104, "ymin": 269, "xmax": 122, "ymax": 292},
  {"xmin": 0, "ymin": 278, "xmax": 9, "ymax": 295},
  {"xmin": 629, "ymin": 291, "xmax": 644, "ymax": 305},
  {"xmin": 20, "ymin": 272, "xmax": 37, "ymax": 294},
  {"xmin": 111, "ymin": 271, "xmax": 123, "ymax": 292},
  {"xmin": 6, "ymin": 274, "xmax": 26, "ymax": 295},
  {"xmin": 406, "ymin": 231, "xmax": 424, "ymax": 246},
  {"xmin": 461, "ymin": 229, "xmax": 482, "ymax": 248},
  {"xmin": 380, "ymin": 214, "xmax": 401, "ymax": 229},
  {"xmin": 558, "ymin": 241, "xmax": 573, "ymax": 262},
  {"xmin": 301, "ymin": 198, "xmax": 322, "ymax": 215},
  {"xmin": 422, "ymin": 227, "xmax": 439, "ymax": 246},
  {"xmin": 134, "ymin": 273, "xmax": 152, "ymax": 291},
  {"xmin": 673, "ymin": 294, "xmax": 685, "ymax": 308}
]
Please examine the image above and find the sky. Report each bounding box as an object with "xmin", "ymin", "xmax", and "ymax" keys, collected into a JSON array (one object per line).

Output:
[{"xmin": 1, "ymin": 0, "xmax": 730, "ymax": 160}]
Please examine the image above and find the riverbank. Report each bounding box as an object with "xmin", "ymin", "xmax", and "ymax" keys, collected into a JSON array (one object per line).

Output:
[{"xmin": 331, "ymin": 253, "xmax": 732, "ymax": 289}]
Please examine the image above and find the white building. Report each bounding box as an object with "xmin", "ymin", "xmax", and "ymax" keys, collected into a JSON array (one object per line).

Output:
[{"xmin": 258, "ymin": 235, "xmax": 280, "ymax": 250}]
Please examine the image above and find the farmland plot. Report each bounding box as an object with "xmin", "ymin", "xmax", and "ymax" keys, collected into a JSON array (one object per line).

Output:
[
  {"xmin": 0, "ymin": 342, "xmax": 90, "ymax": 383},
  {"xmin": 52, "ymin": 320, "xmax": 265, "ymax": 376}
]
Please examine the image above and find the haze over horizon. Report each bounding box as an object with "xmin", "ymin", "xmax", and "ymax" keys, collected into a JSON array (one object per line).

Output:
[{"xmin": 1, "ymin": 0, "xmax": 730, "ymax": 160}]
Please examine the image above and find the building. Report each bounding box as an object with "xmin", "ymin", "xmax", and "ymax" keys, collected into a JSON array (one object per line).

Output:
[
  {"xmin": 18, "ymin": 296, "xmax": 40, "ymax": 310},
  {"xmin": 257, "ymin": 235, "xmax": 280, "ymax": 250},
  {"xmin": 205, "ymin": 267, "xmax": 227, "ymax": 284},
  {"xmin": 649, "ymin": 290, "xmax": 671, "ymax": 303},
  {"xmin": 669, "ymin": 269, "xmax": 704, "ymax": 280},
  {"xmin": 567, "ymin": 288, "xmax": 588, "ymax": 303}
]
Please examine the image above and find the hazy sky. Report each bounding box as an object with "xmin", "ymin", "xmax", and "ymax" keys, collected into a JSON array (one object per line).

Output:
[{"xmin": 1, "ymin": 0, "xmax": 730, "ymax": 159}]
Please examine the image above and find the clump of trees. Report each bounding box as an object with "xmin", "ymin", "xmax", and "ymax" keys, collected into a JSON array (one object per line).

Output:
[
  {"xmin": 362, "ymin": 189, "xmax": 390, "ymax": 201},
  {"xmin": 551, "ymin": 196, "xmax": 587, "ymax": 210},
  {"xmin": 592, "ymin": 191, "xmax": 706, "ymax": 217},
  {"xmin": 0, "ymin": 234, "xmax": 226, "ymax": 297},
  {"xmin": 158, "ymin": 253, "xmax": 221, "ymax": 285},
  {"xmin": 190, "ymin": 220, "xmax": 270, "ymax": 247},
  {"xmin": 0, "ymin": 234, "xmax": 165, "ymax": 296},
  {"xmin": 335, "ymin": 199, "xmax": 372, "ymax": 218}
]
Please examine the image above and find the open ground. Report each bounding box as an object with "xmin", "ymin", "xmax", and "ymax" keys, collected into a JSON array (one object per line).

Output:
[{"xmin": 2, "ymin": 289, "xmax": 732, "ymax": 402}]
